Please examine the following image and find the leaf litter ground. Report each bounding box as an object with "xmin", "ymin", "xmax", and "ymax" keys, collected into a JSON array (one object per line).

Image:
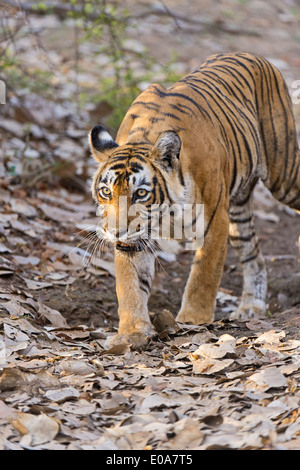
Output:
[{"xmin": 0, "ymin": 182, "xmax": 300, "ymax": 450}]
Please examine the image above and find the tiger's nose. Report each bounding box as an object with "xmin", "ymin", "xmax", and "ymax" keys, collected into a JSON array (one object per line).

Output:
[{"xmin": 110, "ymin": 228, "xmax": 127, "ymax": 238}]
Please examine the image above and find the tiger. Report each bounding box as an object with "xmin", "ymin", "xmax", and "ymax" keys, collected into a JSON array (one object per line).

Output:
[{"xmin": 89, "ymin": 52, "xmax": 300, "ymax": 350}]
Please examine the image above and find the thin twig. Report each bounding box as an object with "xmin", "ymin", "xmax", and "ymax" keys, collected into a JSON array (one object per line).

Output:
[
  {"xmin": 2, "ymin": 0, "xmax": 261, "ymax": 37},
  {"xmin": 14, "ymin": 0, "xmax": 54, "ymax": 72}
]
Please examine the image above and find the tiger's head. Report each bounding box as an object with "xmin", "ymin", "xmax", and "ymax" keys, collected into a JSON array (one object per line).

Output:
[{"xmin": 89, "ymin": 125, "xmax": 186, "ymax": 253}]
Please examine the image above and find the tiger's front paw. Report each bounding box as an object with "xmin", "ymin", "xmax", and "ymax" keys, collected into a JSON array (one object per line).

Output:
[
  {"xmin": 230, "ymin": 298, "xmax": 266, "ymax": 321},
  {"xmin": 176, "ymin": 307, "xmax": 214, "ymax": 325},
  {"xmin": 106, "ymin": 331, "xmax": 154, "ymax": 351}
]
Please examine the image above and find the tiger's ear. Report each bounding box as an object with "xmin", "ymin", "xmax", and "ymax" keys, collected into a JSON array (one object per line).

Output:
[
  {"xmin": 89, "ymin": 125, "xmax": 118, "ymax": 162},
  {"xmin": 152, "ymin": 131, "xmax": 181, "ymax": 170}
]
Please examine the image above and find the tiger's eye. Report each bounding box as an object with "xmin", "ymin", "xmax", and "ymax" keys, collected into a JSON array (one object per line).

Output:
[
  {"xmin": 99, "ymin": 187, "xmax": 111, "ymax": 199},
  {"xmin": 136, "ymin": 188, "xmax": 148, "ymax": 198}
]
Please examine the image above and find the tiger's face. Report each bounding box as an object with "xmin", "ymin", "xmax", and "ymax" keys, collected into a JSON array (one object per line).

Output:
[{"xmin": 89, "ymin": 125, "xmax": 184, "ymax": 252}]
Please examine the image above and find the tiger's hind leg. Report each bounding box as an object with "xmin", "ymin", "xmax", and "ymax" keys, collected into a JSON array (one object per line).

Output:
[
  {"xmin": 229, "ymin": 187, "xmax": 267, "ymax": 320},
  {"xmin": 268, "ymin": 147, "xmax": 300, "ymax": 213}
]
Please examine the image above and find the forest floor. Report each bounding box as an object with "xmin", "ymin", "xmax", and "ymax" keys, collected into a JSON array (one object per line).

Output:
[{"xmin": 0, "ymin": 0, "xmax": 300, "ymax": 450}]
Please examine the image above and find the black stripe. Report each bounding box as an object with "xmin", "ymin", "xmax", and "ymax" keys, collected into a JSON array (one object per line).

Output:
[
  {"xmin": 207, "ymin": 64, "xmax": 250, "ymax": 92},
  {"xmin": 285, "ymin": 190, "xmax": 300, "ymax": 207},
  {"xmin": 160, "ymin": 112, "xmax": 181, "ymax": 121},
  {"xmin": 240, "ymin": 240, "xmax": 259, "ymax": 263},
  {"xmin": 149, "ymin": 86, "xmax": 212, "ymax": 120},
  {"xmin": 109, "ymin": 163, "xmax": 126, "ymax": 171},
  {"xmin": 234, "ymin": 190, "xmax": 252, "ymax": 207},
  {"xmin": 151, "ymin": 175, "xmax": 158, "ymax": 205},
  {"xmin": 187, "ymin": 76, "xmax": 260, "ymax": 174},
  {"xmin": 221, "ymin": 55, "xmax": 257, "ymax": 88},
  {"xmin": 138, "ymin": 176, "xmax": 151, "ymax": 186},
  {"xmin": 150, "ymin": 117, "xmax": 164, "ymax": 124},
  {"xmin": 129, "ymin": 127, "xmax": 146, "ymax": 135},
  {"xmin": 184, "ymin": 79, "xmax": 249, "ymax": 167},
  {"xmin": 265, "ymin": 61, "xmax": 290, "ymax": 192},
  {"xmin": 280, "ymin": 157, "xmax": 300, "ymax": 202},
  {"xmin": 256, "ymin": 56, "xmax": 278, "ymax": 167},
  {"xmin": 229, "ymin": 231, "xmax": 255, "ymax": 242},
  {"xmin": 174, "ymin": 80, "xmax": 229, "ymax": 147},
  {"xmin": 229, "ymin": 215, "xmax": 252, "ymax": 224},
  {"xmin": 129, "ymin": 163, "xmax": 143, "ymax": 173},
  {"xmin": 200, "ymin": 69, "xmax": 256, "ymax": 117},
  {"xmin": 178, "ymin": 165, "xmax": 185, "ymax": 186},
  {"xmin": 132, "ymin": 100, "xmax": 160, "ymax": 110},
  {"xmin": 204, "ymin": 184, "xmax": 223, "ymax": 238},
  {"xmin": 157, "ymin": 181, "xmax": 165, "ymax": 204},
  {"xmin": 149, "ymin": 161, "xmax": 173, "ymax": 203},
  {"xmin": 139, "ymin": 277, "xmax": 151, "ymax": 292},
  {"xmin": 229, "ymin": 208, "xmax": 246, "ymax": 216},
  {"xmin": 109, "ymin": 155, "xmax": 130, "ymax": 161},
  {"xmin": 229, "ymin": 140, "xmax": 237, "ymax": 194},
  {"xmin": 170, "ymin": 102, "xmax": 196, "ymax": 117},
  {"xmin": 131, "ymin": 154, "xmax": 148, "ymax": 163},
  {"xmin": 241, "ymin": 253, "xmax": 258, "ymax": 264}
]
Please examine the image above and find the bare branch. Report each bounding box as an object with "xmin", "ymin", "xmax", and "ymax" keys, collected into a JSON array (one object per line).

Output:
[{"xmin": 1, "ymin": 0, "xmax": 260, "ymax": 37}]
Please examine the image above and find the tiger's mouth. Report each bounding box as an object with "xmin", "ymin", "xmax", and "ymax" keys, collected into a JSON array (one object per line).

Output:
[{"xmin": 115, "ymin": 241, "xmax": 143, "ymax": 252}]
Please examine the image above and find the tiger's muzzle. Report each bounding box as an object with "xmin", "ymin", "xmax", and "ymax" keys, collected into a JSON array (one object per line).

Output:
[{"xmin": 115, "ymin": 241, "xmax": 144, "ymax": 252}]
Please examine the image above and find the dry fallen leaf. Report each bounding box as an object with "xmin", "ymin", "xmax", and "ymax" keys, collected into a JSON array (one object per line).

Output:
[
  {"xmin": 61, "ymin": 399, "xmax": 96, "ymax": 416},
  {"xmin": 9, "ymin": 199, "xmax": 37, "ymax": 218},
  {"xmin": 0, "ymin": 369, "xmax": 27, "ymax": 391},
  {"xmin": 56, "ymin": 359, "xmax": 95, "ymax": 376},
  {"xmin": 45, "ymin": 387, "xmax": 80, "ymax": 403},
  {"xmin": 100, "ymin": 343, "xmax": 131, "ymax": 356},
  {"xmin": 37, "ymin": 299, "xmax": 68, "ymax": 328},
  {"xmin": 0, "ymin": 243, "xmax": 12, "ymax": 254},
  {"xmin": 165, "ymin": 418, "xmax": 204, "ymax": 449},
  {"xmin": 11, "ymin": 413, "xmax": 60, "ymax": 446},
  {"xmin": 192, "ymin": 334, "xmax": 236, "ymax": 359},
  {"xmin": 13, "ymin": 255, "xmax": 40, "ymax": 266},
  {"xmin": 248, "ymin": 367, "xmax": 287, "ymax": 389},
  {"xmin": 192, "ymin": 357, "xmax": 234, "ymax": 375},
  {"xmin": 40, "ymin": 203, "xmax": 83, "ymax": 223},
  {"xmin": 0, "ymin": 299, "xmax": 32, "ymax": 317},
  {"xmin": 0, "ymin": 400, "xmax": 16, "ymax": 420},
  {"xmin": 22, "ymin": 278, "xmax": 53, "ymax": 290},
  {"xmin": 10, "ymin": 220, "xmax": 38, "ymax": 238}
]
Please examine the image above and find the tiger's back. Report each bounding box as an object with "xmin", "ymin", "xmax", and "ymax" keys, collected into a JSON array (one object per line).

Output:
[{"xmin": 117, "ymin": 52, "xmax": 300, "ymax": 209}]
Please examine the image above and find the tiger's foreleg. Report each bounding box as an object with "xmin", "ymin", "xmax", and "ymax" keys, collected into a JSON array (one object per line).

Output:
[
  {"xmin": 229, "ymin": 191, "xmax": 267, "ymax": 320},
  {"xmin": 176, "ymin": 206, "xmax": 229, "ymax": 324},
  {"xmin": 110, "ymin": 249, "xmax": 156, "ymax": 350}
]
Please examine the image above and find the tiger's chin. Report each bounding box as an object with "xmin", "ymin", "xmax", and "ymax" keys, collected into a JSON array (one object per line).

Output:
[{"xmin": 115, "ymin": 241, "xmax": 144, "ymax": 253}]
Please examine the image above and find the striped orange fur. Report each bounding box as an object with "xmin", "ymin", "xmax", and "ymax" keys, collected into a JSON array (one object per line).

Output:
[{"xmin": 89, "ymin": 52, "xmax": 300, "ymax": 349}]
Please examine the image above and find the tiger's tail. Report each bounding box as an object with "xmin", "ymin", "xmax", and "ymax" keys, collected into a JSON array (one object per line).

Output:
[{"xmin": 257, "ymin": 56, "xmax": 300, "ymax": 211}]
